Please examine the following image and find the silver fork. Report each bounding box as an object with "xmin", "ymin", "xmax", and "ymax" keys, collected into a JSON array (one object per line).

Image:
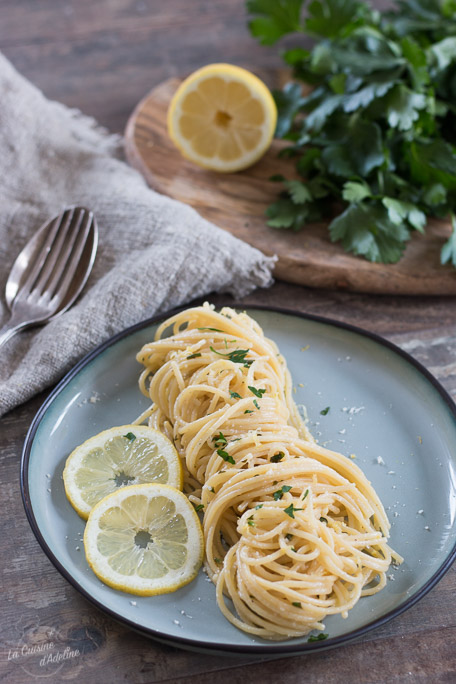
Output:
[{"xmin": 0, "ymin": 207, "xmax": 98, "ymax": 350}]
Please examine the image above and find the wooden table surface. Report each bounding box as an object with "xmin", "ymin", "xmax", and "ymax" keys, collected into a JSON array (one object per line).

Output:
[{"xmin": 1, "ymin": 2, "xmax": 455, "ymax": 683}]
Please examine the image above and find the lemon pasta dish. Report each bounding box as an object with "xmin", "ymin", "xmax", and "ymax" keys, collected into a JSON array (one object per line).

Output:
[{"xmin": 136, "ymin": 303, "xmax": 400, "ymax": 640}]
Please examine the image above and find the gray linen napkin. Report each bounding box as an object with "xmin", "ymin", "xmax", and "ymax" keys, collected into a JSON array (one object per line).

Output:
[{"xmin": 0, "ymin": 53, "xmax": 276, "ymax": 416}]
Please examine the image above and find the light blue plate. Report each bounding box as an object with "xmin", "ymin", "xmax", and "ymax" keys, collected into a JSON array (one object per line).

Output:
[{"xmin": 21, "ymin": 305, "xmax": 456, "ymax": 655}]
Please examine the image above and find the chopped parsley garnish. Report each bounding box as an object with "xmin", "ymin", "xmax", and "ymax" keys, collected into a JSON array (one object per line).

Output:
[
  {"xmin": 210, "ymin": 346, "xmax": 253, "ymax": 367},
  {"xmin": 273, "ymin": 485, "xmax": 292, "ymax": 501},
  {"xmin": 213, "ymin": 431, "xmax": 228, "ymax": 447},
  {"xmin": 186, "ymin": 352, "xmax": 202, "ymax": 359},
  {"xmin": 247, "ymin": 516, "xmax": 255, "ymax": 527},
  {"xmin": 214, "ymin": 557, "xmax": 222, "ymax": 565},
  {"xmin": 320, "ymin": 516, "xmax": 328, "ymax": 524},
  {"xmin": 217, "ymin": 448, "xmax": 235, "ymax": 465},
  {"xmin": 253, "ymin": 399, "xmax": 260, "ymax": 410},
  {"xmin": 285, "ymin": 533, "xmax": 293, "ymax": 541},
  {"xmin": 230, "ymin": 391, "xmax": 242, "ymax": 399},
  {"xmin": 193, "ymin": 503, "xmax": 204, "ymax": 512},
  {"xmin": 255, "ymin": 504, "xmax": 264, "ymax": 510},
  {"xmin": 320, "ymin": 406, "xmax": 330, "ymax": 416},
  {"xmin": 271, "ymin": 451, "xmax": 284, "ymax": 463},
  {"xmin": 248, "ymin": 385, "xmax": 266, "ymax": 398},
  {"xmin": 307, "ymin": 633, "xmax": 328, "ymax": 643},
  {"xmin": 244, "ymin": 409, "xmax": 254, "ymax": 414},
  {"xmin": 291, "ymin": 547, "xmax": 297, "ymax": 553},
  {"xmin": 124, "ymin": 432, "xmax": 136, "ymax": 442},
  {"xmin": 302, "ymin": 489, "xmax": 309, "ymax": 501},
  {"xmin": 292, "ymin": 602, "xmax": 302, "ymax": 608},
  {"xmin": 198, "ymin": 327, "xmax": 223, "ymax": 332},
  {"xmin": 208, "ymin": 486, "xmax": 215, "ymax": 493},
  {"xmin": 284, "ymin": 503, "xmax": 303, "ymax": 519}
]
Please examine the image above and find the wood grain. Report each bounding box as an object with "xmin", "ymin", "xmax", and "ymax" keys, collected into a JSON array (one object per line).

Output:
[{"xmin": 125, "ymin": 77, "xmax": 456, "ymax": 296}]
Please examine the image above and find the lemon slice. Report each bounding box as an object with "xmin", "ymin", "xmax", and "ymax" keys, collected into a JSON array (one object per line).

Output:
[
  {"xmin": 63, "ymin": 425, "xmax": 183, "ymax": 519},
  {"xmin": 167, "ymin": 63, "xmax": 277, "ymax": 172},
  {"xmin": 84, "ymin": 483, "xmax": 203, "ymax": 595}
]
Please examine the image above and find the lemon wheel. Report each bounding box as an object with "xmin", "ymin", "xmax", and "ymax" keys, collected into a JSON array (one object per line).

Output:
[
  {"xmin": 63, "ymin": 425, "xmax": 183, "ymax": 519},
  {"xmin": 167, "ymin": 63, "xmax": 277, "ymax": 172},
  {"xmin": 84, "ymin": 483, "xmax": 204, "ymax": 595}
]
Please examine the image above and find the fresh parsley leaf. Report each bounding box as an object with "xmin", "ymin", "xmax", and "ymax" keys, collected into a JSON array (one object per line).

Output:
[
  {"xmin": 253, "ymin": 399, "xmax": 260, "ymax": 410},
  {"xmin": 423, "ymin": 183, "xmax": 447, "ymax": 207},
  {"xmin": 308, "ymin": 633, "xmax": 328, "ymax": 642},
  {"xmin": 255, "ymin": 504, "xmax": 264, "ymax": 509},
  {"xmin": 193, "ymin": 503, "xmax": 204, "ymax": 512},
  {"xmin": 383, "ymin": 84, "xmax": 427, "ymax": 131},
  {"xmin": 230, "ymin": 391, "xmax": 242, "ymax": 399},
  {"xmin": 271, "ymin": 451, "xmax": 285, "ymax": 462},
  {"xmin": 213, "ymin": 431, "xmax": 228, "ymax": 447},
  {"xmin": 285, "ymin": 180, "xmax": 313, "ymax": 204},
  {"xmin": 247, "ymin": 516, "xmax": 255, "ymax": 526},
  {"xmin": 266, "ymin": 198, "xmax": 309, "ymax": 231},
  {"xmin": 400, "ymin": 36, "xmax": 429, "ymax": 89},
  {"xmin": 273, "ymin": 81, "xmax": 307, "ymax": 137},
  {"xmin": 430, "ymin": 36, "xmax": 456, "ymax": 72},
  {"xmin": 343, "ymin": 79, "xmax": 396, "ymax": 113},
  {"xmin": 284, "ymin": 503, "xmax": 303, "ymax": 518},
  {"xmin": 273, "ymin": 484, "xmax": 292, "ymax": 500},
  {"xmin": 248, "ymin": 386, "xmax": 266, "ymax": 398},
  {"xmin": 210, "ymin": 346, "xmax": 253, "ymax": 367},
  {"xmin": 124, "ymin": 432, "xmax": 136, "ymax": 442},
  {"xmin": 322, "ymin": 120, "xmax": 385, "ymax": 178},
  {"xmin": 441, "ymin": 214, "xmax": 456, "ymax": 267},
  {"xmin": 342, "ymin": 181, "xmax": 371, "ymax": 203},
  {"xmin": 246, "ymin": 0, "xmax": 305, "ymax": 46},
  {"xmin": 217, "ymin": 448, "xmax": 235, "ymax": 465},
  {"xmin": 306, "ymin": 0, "xmax": 367, "ymax": 39},
  {"xmin": 329, "ymin": 203, "xmax": 410, "ymax": 263},
  {"xmin": 320, "ymin": 406, "xmax": 330, "ymax": 415},
  {"xmin": 244, "ymin": 409, "xmax": 254, "ymax": 414},
  {"xmin": 382, "ymin": 198, "xmax": 426, "ymax": 232},
  {"xmin": 186, "ymin": 352, "xmax": 202, "ymax": 359},
  {"xmin": 285, "ymin": 533, "xmax": 294, "ymax": 541},
  {"xmin": 320, "ymin": 516, "xmax": 328, "ymax": 523},
  {"xmin": 292, "ymin": 601, "xmax": 302, "ymax": 608}
]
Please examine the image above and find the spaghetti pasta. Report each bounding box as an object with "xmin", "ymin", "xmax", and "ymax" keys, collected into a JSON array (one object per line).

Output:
[{"xmin": 136, "ymin": 303, "xmax": 399, "ymax": 640}]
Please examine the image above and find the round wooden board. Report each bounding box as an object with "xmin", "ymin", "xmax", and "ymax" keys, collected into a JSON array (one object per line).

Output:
[{"xmin": 125, "ymin": 77, "xmax": 456, "ymax": 295}]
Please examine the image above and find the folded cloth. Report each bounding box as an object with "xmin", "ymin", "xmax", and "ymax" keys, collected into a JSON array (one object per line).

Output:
[{"xmin": 0, "ymin": 53, "xmax": 276, "ymax": 416}]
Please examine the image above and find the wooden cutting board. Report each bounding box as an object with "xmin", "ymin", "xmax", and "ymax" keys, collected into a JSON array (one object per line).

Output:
[{"xmin": 124, "ymin": 76, "xmax": 456, "ymax": 295}]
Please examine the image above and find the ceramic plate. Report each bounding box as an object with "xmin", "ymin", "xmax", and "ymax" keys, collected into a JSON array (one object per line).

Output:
[{"xmin": 21, "ymin": 305, "xmax": 456, "ymax": 655}]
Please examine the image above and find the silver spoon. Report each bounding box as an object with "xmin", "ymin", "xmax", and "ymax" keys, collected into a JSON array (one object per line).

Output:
[{"xmin": 0, "ymin": 207, "xmax": 98, "ymax": 349}]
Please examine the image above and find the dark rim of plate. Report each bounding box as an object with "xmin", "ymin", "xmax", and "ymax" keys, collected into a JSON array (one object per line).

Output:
[{"xmin": 20, "ymin": 301, "xmax": 456, "ymax": 655}]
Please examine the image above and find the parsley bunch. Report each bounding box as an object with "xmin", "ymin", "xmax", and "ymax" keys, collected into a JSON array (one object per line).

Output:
[{"xmin": 247, "ymin": 0, "xmax": 456, "ymax": 265}]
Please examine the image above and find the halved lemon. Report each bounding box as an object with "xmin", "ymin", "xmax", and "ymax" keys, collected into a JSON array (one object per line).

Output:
[
  {"xmin": 167, "ymin": 63, "xmax": 277, "ymax": 172},
  {"xmin": 84, "ymin": 483, "xmax": 204, "ymax": 595},
  {"xmin": 63, "ymin": 425, "xmax": 183, "ymax": 519}
]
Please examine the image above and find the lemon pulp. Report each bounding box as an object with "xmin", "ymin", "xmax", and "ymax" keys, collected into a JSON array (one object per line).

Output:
[
  {"xmin": 63, "ymin": 425, "xmax": 183, "ymax": 519},
  {"xmin": 167, "ymin": 63, "xmax": 277, "ymax": 172},
  {"xmin": 84, "ymin": 483, "xmax": 204, "ymax": 595}
]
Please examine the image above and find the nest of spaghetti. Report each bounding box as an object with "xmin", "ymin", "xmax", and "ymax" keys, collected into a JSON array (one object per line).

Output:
[{"xmin": 136, "ymin": 303, "xmax": 399, "ymax": 641}]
